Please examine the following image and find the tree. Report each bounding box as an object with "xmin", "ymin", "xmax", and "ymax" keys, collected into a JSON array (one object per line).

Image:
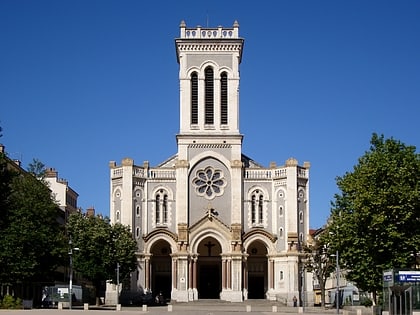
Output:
[
  {"xmin": 326, "ymin": 133, "xmax": 420, "ymax": 304},
  {"xmin": 67, "ymin": 213, "xmax": 137, "ymax": 305},
  {"xmin": 0, "ymin": 151, "xmax": 15, "ymax": 229},
  {"xmin": 27, "ymin": 158, "xmax": 46, "ymax": 178},
  {"xmin": 0, "ymin": 165, "xmax": 66, "ymax": 291},
  {"xmin": 303, "ymin": 229, "xmax": 336, "ymax": 308}
]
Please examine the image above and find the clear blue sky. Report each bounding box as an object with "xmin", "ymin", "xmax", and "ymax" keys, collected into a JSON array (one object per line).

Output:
[{"xmin": 1, "ymin": 1, "xmax": 419, "ymax": 229}]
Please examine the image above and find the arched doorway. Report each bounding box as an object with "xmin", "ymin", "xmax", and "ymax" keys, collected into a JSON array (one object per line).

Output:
[
  {"xmin": 197, "ymin": 237, "xmax": 222, "ymax": 299},
  {"xmin": 150, "ymin": 240, "xmax": 172, "ymax": 301},
  {"xmin": 247, "ymin": 240, "xmax": 268, "ymax": 299}
]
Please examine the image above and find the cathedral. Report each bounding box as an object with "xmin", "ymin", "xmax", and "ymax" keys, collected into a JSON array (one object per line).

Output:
[{"xmin": 109, "ymin": 21, "xmax": 312, "ymax": 304}]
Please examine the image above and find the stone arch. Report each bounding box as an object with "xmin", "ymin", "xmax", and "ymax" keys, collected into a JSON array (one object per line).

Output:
[
  {"xmin": 144, "ymin": 232, "xmax": 177, "ymax": 254},
  {"xmin": 188, "ymin": 152, "xmax": 230, "ymax": 176},
  {"xmin": 190, "ymin": 228, "xmax": 230, "ymax": 255}
]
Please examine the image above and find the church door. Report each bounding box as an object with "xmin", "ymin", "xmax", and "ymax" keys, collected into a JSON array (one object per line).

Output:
[
  {"xmin": 247, "ymin": 241, "xmax": 268, "ymax": 299},
  {"xmin": 197, "ymin": 237, "xmax": 222, "ymax": 299},
  {"xmin": 150, "ymin": 240, "xmax": 172, "ymax": 301}
]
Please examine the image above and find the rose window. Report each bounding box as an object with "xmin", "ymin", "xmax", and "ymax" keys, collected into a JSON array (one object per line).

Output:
[{"xmin": 192, "ymin": 166, "xmax": 226, "ymax": 199}]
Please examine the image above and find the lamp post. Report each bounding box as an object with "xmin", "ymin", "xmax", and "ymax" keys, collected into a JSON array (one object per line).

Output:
[
  {"xmin": 116, "ymin": 263, "xmax": 120, "ymax": 305},
  {"xmin": 68, "ymin": 238, "xmax": 79, "ymax": 310},
  {"xmin": 335, "ymin": 250, "xmax": 339, "ymax": 315}
]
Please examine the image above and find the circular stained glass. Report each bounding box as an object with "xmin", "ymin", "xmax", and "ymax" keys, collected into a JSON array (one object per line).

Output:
[{"xmin": 192, "ymin": 166, "xmax": 227, "ymax": 200}]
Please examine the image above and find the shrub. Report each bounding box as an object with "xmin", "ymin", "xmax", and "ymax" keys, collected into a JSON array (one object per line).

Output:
[
  {"xmin": 0, "ymin": 294, "xmax": 22, "ymax": 309},
  {"xmin": 360, "ymin": 298, "xmax": 373, "ymax": 307}
]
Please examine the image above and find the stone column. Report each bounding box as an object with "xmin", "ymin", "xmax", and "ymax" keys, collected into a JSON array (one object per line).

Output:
[
  {"xmin": 269, "ymin": 259, "xmax": 274, "ymax": 290},
  {"xmin": 222, "ymin": 258, "xmax": 227, "ymax": 289},
  {"xmin": 172, "ymin": 256, "xmax": 178, "ymax": 289},
  {"xmin": 145, "ymin": 255, "xmax": 151, "ymax": 290}
]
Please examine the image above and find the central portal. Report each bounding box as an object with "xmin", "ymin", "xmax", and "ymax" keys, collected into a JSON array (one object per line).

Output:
[{"xmin": 197, "ymin": 237, "xmax": 222, "ymax": 299}]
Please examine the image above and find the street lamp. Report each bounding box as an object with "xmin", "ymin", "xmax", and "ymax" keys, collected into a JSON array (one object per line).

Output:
[
  {"xmin": 335, "ymin": 250, "xmax": 339, "ymax": 315},
  {"xmin": 68, "ymin": 238, "xmax": 79, "ymax": 310},
  {"xmin": 116, "ymin": 263, "xmax": 120, "ymax": 305}
]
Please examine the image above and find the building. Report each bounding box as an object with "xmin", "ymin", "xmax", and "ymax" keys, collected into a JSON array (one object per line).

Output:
[
  {"xmin": 109, "ymin": 21, "xmax": 312, "ymax": 304},
  {"xmin": 44, "ymin": 167, "xmax": 79, "ymax": 223}
]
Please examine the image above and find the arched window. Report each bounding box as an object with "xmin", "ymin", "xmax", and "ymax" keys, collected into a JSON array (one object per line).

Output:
[
  {"xmin": 220, "ymin": 72, "xmax": 228, "ymax": 125},
  {"xmin": 191, "ymin": 72, "xmax": 198, "ymax": 124},
  {"xmin": 258, "ymin": 195, "xmax": 263, "ymax": 223},
  {"xmin": 155, "ymin": 189, "xmax": 168, "ymax": 225},
  {"xmin": 251, "ymin": 195, "xmax": 256, "ymax": 223},
  {"xmin": 155, "ymin": 194, "xmax": 160, "ymax": 223},
  {"xmin": 204, "ymin": 67, "xmax": 214, "ymax": 124},
  {"xmin": 251, "ymin": 190, "xmax": 264, "ymax": 225},
  {"xmin": 163, "ymin": 194, "xmax": 168, "ymax": 223}
]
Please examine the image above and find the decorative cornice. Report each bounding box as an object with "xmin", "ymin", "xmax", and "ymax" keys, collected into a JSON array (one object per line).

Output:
[
  {"xmin": 189, "ymin": 143, "xmax": 232, "ymax": 149},
  {"xmin": 177, "ymin": 43, "xmax": 242, "ymax": 53}
]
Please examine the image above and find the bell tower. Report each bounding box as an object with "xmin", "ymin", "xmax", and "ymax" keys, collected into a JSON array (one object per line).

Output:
[{"xmin": 175, "ymin": 20, "xmax": 244, "ymax": 138}]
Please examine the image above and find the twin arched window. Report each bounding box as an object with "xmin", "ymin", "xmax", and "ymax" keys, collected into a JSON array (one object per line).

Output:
[
  {"xmin": 251, "ymin": 190, "xmax": 264, "ymax": 225},
  {"xmin": 155, "ymin": 189, "xmax": 168, "ymax": 225}
]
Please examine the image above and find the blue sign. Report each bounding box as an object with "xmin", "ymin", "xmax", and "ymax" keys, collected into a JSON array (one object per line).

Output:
[{"xmin": 398, "ymin": 271, "xmax": 420, "ymax": 282}]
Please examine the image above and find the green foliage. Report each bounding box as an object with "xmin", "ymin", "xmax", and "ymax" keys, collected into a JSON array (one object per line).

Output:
[
  {"xmin": 0, "ymin": 294, "xmax": 22, "ymax": 309},
  {"xmin": 0, "ymin": 161, "xmax": 66, "ymax": 285},
  {"xmin": 360, "ymin": 297, "xmax": 373, "ymax": 307},
  {"xmin": 27, "ymin": 158, "xmax": 46, "ymax": 178},
  {"xmin": 327, "ymin": 133, "xmax": 420, "ymax": 301},
  {"xmin": 67, "ymin": 213, "xmax": 137, "ymax": 297},
  {"xmin": 0, "ymin": 153, "xmax": 16, "ymax": 228}
]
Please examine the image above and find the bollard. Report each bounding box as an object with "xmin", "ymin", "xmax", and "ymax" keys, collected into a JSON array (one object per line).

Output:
[
  {"xmin": 142, "ymin": 304, "xmax": 148, "ymax": 312},
  {"xmin": 168, "ymin": 304, "xmax": 173, "ymax": 312},
  {"xmin": 272, "ymin": 305, "xmax": 277, "ymax": 312},
  {"xmin": 83, "ymin": 303, "xmax": 89, "ymax": 310},
  {"xmin": 116, "ymin": 304, "xmax": 121, "ymax": 311},
  {"xmin": 298, "ymin": 306, "xmax": 304, "ymax": 313},
  {"xmin": 357, "ymin": 309, "xmax": 362, "ymax": 315},
  {"xmin": 246, "ymin": 304, "xmax": 251, "ymax": 312},
  {"xmin": 58, "ymin": 302, "xmax": 63, "ymax": 310}
]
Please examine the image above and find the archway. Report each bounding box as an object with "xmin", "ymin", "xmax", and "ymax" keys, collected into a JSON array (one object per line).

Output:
[
  {"xmin": 150, "ymin": 240, "xmax": 172, "ymax": 301},
  {"xmin": 247, "ymin": 240, "xmax": 268, "ymax": 299},
  {"xmin": 197, "ymin": 236, "xmax": 222, "ymax": 299}
]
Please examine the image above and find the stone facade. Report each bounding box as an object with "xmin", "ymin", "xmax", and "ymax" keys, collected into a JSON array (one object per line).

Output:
[{"xmin": 109, "ymin": 21, "xmax": 312, "ymax": 304}]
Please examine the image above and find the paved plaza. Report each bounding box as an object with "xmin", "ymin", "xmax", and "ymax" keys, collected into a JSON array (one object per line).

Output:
[{"xmin": 0, "ymin": 300, "xmax": 369, "ymax": 315}]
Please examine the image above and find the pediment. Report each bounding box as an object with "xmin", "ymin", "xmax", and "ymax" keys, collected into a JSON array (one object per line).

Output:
[
  {"xmin": 189, "ymin": 211, "xmax": 232, "ymax": 239},
  {"xmin": 157, "ymin": 154, "xmax": 178, "ymax": 168}
]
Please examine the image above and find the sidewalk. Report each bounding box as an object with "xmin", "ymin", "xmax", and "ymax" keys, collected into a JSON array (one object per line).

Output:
[{"xmin": 0, "ymin": 300, "xmax": 342, "ymax": 315}]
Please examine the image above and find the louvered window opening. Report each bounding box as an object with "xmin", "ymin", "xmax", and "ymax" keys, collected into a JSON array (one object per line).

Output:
[
  {"xmin": 205, "ymin": 67, "xmax": 214, "ymax": 124},
  {"xmin": 220, "ymin": 72, "xmax": 228, "ymax": 125},
  {"xmin": 191, "ymin": 72, "xmax": 198, "ymax": 124}
]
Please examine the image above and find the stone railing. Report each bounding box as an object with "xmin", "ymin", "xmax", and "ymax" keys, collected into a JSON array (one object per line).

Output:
[
  {"xmin": 180, "ymin": 20, "xmax": 240, "ymax": 39},
  {"xmin": 111, "ymin": 167, "xmax": 175, "ymax": 180}
]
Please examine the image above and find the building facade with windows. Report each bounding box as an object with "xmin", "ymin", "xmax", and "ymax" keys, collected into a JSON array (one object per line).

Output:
[
  {"xmin": 44, "ymin": 167, "xmax": 79, "ymax": 222},
  {"xmin": 109, "ymin": 21, "xmax": 312, "ymax": 304}
]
